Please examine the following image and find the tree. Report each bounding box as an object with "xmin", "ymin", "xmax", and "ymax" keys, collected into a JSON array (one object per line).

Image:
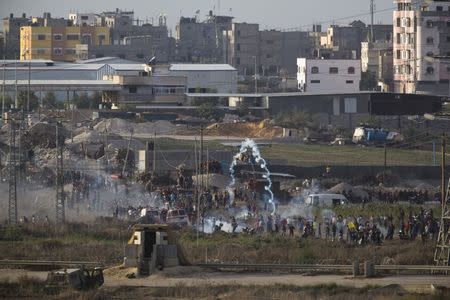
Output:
[
  {"xmin": 196, "ymin": 102, "xmax": 222, "ymax": 121},
  {"xmin": 17, "ymin": 91, "xmax": 39, "ymax": 110},
  {"xmin": 72, "ymin": 92, "xmax": 90, "ymax": 109},
  {"xmin": 0, "ymin": 95, "xmax": 13, "ymax": 110},
  {"xmin": 43, "ymin": 92, "xmax": 64, "ymax": 109},
  {"xmin": 275, "ymin": 109, "xmax": 312, "ymax": 128}
]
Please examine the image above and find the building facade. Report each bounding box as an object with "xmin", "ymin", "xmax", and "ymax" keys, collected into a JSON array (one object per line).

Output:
[
  {"xmin": 297, "ymin": 58, "xmax": 361, "ymax": 93},
  {"xmin": 20, "ymin": 24, "xmax": 110, "ymax": 61},
  {"xmin": 393, "ymin": 0, "xmax": 450, "ymax": 95},
  {"xmin": 361, "ymin": 40, "xmax": 393, "ymax": 90},
  {"xmin": 2, "ymin": 13, "xmax": 30, "ymax": 58}
]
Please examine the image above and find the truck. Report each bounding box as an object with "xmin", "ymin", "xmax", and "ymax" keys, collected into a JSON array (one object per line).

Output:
[
  {"xmin": 305, "ymin": 194, "xmax": 348, "ymax": 207},
  {"xmin": 352, "ymin": 126, "xmax": 403, "ymax": 144}
]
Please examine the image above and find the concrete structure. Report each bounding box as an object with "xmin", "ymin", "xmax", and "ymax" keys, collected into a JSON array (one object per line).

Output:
[
  {"xmin": 224, "ymin": 23, "xmax": 260, "ymax": 75},
  {"xmin": 297, "ymin": 58, "xmax": 361, "ymax": 93},
  {"xmin": 393, "ymin": 0, "xmax": 417, "ymax": 93},
  {"xmin": 2, "ymin": 13, "xmax": 30, "ymax": 58},
  {"xmin": 161, "ymin": 64, "xmax": 238, "ymax": 93},
  {"xmin": 393, "ymin": 0, "xmax": 450, "ymax": 95},
  {"xmin": 361, "ymin": 41, "xmax": 393, "ymax": 91},
  {"xmin": 175, "ymin": 12, "xmax": 233, "ymax": 63},
  {"xmin": 20, "ymin": 23, "xmax": 110, "ymax": 62},
  {"xmin": 68, "ymin": 12, "xmax": 102, "ymax": 27}
]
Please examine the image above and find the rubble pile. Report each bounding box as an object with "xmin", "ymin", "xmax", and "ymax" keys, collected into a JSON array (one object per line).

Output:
[
  {"xmin": 25, "ymin": 122, "xmax": 69, "ymax": 149},
  {"xmin": 94, "ymin": 118, "xmax": 182, "ymax": 135}
]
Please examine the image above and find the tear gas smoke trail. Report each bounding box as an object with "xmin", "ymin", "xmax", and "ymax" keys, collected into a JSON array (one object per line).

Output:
[{"xmin": 228, "ymin": 138, "xmax": 276, "ymax": 215}]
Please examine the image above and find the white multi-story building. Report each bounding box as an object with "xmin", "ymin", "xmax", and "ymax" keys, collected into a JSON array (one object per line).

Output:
[
  {"xmin": 68, "ymin": 12, "xmax": 102, "ymax": 27},
  {"xmin": 394, "ymin": 0, "xmax": 450, "ymax": 94},
  {"xmin": 297, "ymin": 58, "xmax": 361, "ymax": 93}
]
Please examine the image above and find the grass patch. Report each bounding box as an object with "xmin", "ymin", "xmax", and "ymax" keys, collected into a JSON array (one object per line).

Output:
[{"xmin": 0, "ymin": 276, "xmax": 46, "ymax": 297}]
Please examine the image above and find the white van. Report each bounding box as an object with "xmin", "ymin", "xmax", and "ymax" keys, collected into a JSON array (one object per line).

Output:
[{"xmin": 305, "ymin": 194, "xmax": 348, "ymax": 207}]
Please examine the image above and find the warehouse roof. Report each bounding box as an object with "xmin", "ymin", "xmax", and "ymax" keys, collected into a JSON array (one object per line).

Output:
[{"xmin": 170, "ymin": 64, "xmax": 236, "ymax": 71}]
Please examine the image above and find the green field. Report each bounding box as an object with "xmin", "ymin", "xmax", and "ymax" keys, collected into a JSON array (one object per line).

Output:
[{"xmin": 261, "ymin": 144, "xmax": 445, "ymax": 167}]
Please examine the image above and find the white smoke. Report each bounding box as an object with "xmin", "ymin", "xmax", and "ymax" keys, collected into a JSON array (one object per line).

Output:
[{"xmin": 228, "ymin": 138, "xmax": 276, "ymax": 215}]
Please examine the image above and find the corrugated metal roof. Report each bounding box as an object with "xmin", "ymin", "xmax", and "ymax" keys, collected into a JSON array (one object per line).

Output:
[
  {"xmin": 170, "ymin": 64, "xmax": 236, "ymax": 71},
  {"xmin": 109, "ymin": 64, "xmax": 145, "ymax": 71}
]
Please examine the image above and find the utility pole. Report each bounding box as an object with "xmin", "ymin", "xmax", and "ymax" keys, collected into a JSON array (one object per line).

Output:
[
  {"xmin": 8, "ymin": 115, "xmax": 17, "ymax": 225},
  {"xmin": 2, "ymin": 56, "xmax": 5, "ymax": 120},
  {"xmin": 370, "ymin": 0, "xmax": 375, "ymax": 43},
  {"xmin": 194, "ymin": 138, "xmax": 199, "ymax": 247},
  {"xmin": 104, "ymin": 123, "xmax": 108, "ymax": 166},
  {"xmin": 55, "ymin": 122, "xmax": 65, "ymax": 224},
  {"xmin": 442, "ymin": 134, "xmax": 446, "ymax": 206},
  {"xmin": 434, "ymin": 133, "xmax": 450, "ymax": 267},
  {"xmin": 27, "ymin": 58, "xmax": 30, "ymax": 112},
  {"xmin": 14, "ymin": 55, "xmax": 17, "ymax": 109},
  {"xmin": 153, "ymin": 132, "xmax": 156, "ymax": 173},
  {"xmin": 254, "ymin": 56, "xmax": 258, "ymax": 94},
  {"xmin": 200, "ymin": 125, "xmax": 204, "ymax": 190},
  {"xmin": 122, "ymin": 129, "xmax": 134, "ymax": 177}
]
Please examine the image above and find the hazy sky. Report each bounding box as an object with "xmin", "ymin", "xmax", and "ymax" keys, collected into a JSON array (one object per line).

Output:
[{"xmin": 1, "ymin": 0, "xmax": 394, "ymax": 32}]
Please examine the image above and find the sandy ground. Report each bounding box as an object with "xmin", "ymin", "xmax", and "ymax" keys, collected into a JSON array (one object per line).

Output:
[{"xmin": 2, "ymin": 266, "xmax": 450, "ymax": 294}]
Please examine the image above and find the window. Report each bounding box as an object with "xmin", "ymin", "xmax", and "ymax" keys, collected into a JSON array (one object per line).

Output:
[
  {"xmin": 236, "ymin": 57, "xmax": 240, "ymax": 65},
  {"xmin": 236, "ymin": 43, "xmax": 241, "ymax": 51},
  {"xmin": 53, "ymin": 48, "xmax": 62, "ymax": 55},
  {"xmin": 426, "ymin": 51, "xmax": 433, "ymax": 57},
  {"xmin": 396, "ymin": 33, "xmax": 401, "ymax": 44},
  {"xmin": 401, "ymin": 17, "xmax": 411, "ymax": 27},
  {"xmin": 128, "ymin": 86, "xmax": 137, "ymax": 93},
  {"xmin": 426, "ymin": 37, "xmax": 434, "ymax": 44},
  {"xmin": 447, "ymin": 21, "xmax": 450, "ymax": 27},
  {"xmin": 344, "ymin": 98, "xmax": 357, "ymax": 113},
  {"xmin": 405, "ymin": 65, "xmax": 412, "ymax": 75},
  {"xmin": 311, "ymin": 66, "xmax": 319, "ymax": 74},
  {"xmin": 37, "ymin": 34, "xmax": 46, "ymax": 40},
  {"xmin": 53, "ymin": 34, "xmax": 62, "ymax": 40},
  {"xmin": 426, "ymin": 20, "xmax": 434, "ymax": 28},
  {"xmin": 437, "ymin": 6, "xmax": 443, "ymax": 12},
  {"xmin": 426, "ymin": 66, "xmax": 434, "ymax": 74},
  {"xmin": 397, "ymin": 50, "xmax": 401, "ymax": 59},
  {"xmin": 396, "ymin": 18, "xmax": 401, "ymax": 27},
  {"xmin": 329, "ymin": 67, "xmax": 338, "ymax": 74},
  {"xmin": 237, "ymin": 30, "xmax": 241, "ymax": 37},
  {"xmin": 346, "ymin": 80, "xmax": 354, "ymax": 84},
  {"xmin": 348, "ymin": 67, "xmax": 355, "ymax": 74},
  {"xmin": 310, "ymin": 80, "xmax": 320, "ymax": 83},
  {"xmin": 67, "ymin": 34, "xmax": 79, "ymax": 40},
  {"xmin": 81, "ymin": 16, "xmax": 89, "ymax": 20}
]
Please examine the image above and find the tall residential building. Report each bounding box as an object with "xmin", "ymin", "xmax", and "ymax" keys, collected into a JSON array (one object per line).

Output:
[
  {"xmin": 361, "ymin": 40, "xmax": 393, "ymax": 91},
  {"xmin": 2, "ymin": 13, "xmax": 30, "ymax": 58},
  {"xmin": 176, "ymin": 12, "xmax": 233, "ymax": 63},
  {"xmin": 20, "ymin": 24, "xmax": 110, "ymax": 61},
  {"xmin": 394, "ymin": 0, "xmax": 450, "ymax": 94},
  {"xmin": 224, "ymin": 22, "xmax": 260, "ymax": 75}
]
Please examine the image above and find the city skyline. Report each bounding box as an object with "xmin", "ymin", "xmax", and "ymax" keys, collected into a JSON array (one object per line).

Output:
[{"xmin": 1, "ymin": 0, "xmax": 394, "ymax": 32}]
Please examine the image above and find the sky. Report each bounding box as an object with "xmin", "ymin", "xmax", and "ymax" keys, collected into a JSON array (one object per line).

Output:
[{"xmin": 1, "ymin": 0, "xmax": 394, "ymax": 32}]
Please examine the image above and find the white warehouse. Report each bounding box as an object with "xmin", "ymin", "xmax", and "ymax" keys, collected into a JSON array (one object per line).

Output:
[
  {"xmin": 297, "ymin": 58, "xmax": 361, "ymax": 93},
  {"xmin": 167, "ymin": 64, "xmax": 238, "ymax": 93}
]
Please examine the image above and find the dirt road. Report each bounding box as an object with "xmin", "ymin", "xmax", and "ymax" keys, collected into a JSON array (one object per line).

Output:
[{"xmin": 4, "ymin": 266, "xmax": 448, "ymax": 294}]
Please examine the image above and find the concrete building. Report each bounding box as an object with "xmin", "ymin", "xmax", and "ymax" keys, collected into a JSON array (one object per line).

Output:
[
  {"xmin": 176, "ymin": 12, "xmax": 233, "ymax": 63},
  {"xmin": 297, "ymin": 58, "xmax": 361, "ymax": 93},
  {"xmin": 2, "ymin": 13, "xmax": 30, "ymax": 58},
  {"xmin": 20, "ymin": 21, "xmax": 110, "ymax": 62},
  {"xmin": 224, "ymin": 22, "xmax": 260, "ymax": 75},
  {"xmin": 393, "ymin": 0, "xmax": 417, "ymax": 93},
  {"xmin": 163, "ymin": 64, "xmax": 238, "ymax": 93},
  {"xmin": 68, "ymin": 12, "xmax": 102, "ymax": 27},
  {"xmin": 393, "ymin": 0, "xmax": 450, "ymax": 95},
  {"xmin": 361, "ymin": 40, "xmax": 393, "ymax": 91}
]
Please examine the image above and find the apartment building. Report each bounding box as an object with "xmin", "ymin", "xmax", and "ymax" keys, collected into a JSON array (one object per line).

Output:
[
  {"xmin": 2, "ymin": 13, "xmax": 30, "ymax": 58},
  {"xmin": 394, "ymin": 0, "xmax": 450, "ymax": 95},
  {"xmin": 20, "ymin": 24, "xmax": 110, "ymax": 61}
]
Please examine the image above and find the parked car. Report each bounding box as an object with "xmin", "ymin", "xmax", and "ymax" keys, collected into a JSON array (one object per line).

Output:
[
  {"xmin": 166, "ymin": 209, "xmax": 189, "ymax": 227},
  {"xmin": 139, "ymin": 207, "xmax": 161, "ymax": 224}
]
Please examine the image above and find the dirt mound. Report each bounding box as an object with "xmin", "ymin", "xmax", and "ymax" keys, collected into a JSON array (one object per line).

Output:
[
  {"xmin": 205, "ymin": 120, "xmax": 282, "ymax": 138},
  {"xmin": 26, "ymin": 122, "xmax": 69, "ymax": 148},
  {"xmin": 327, "ymin": 182, "xmax": 368, "ymax": 199},
  {"xmin": 94, "ymin": 118, "xmax": 180, "ymax": 135}
]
